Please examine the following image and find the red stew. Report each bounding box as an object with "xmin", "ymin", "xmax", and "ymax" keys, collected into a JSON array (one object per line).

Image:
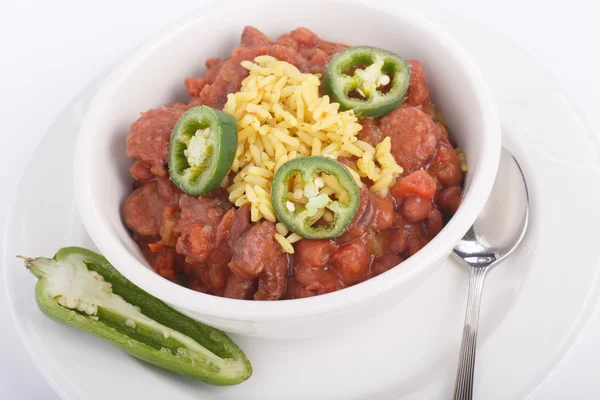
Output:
[{"xmin": 122, "ymin": 27, "xmax": 464, "ymax": 300}]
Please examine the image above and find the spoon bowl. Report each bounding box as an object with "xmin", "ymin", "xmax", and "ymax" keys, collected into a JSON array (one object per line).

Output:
[{"xmin": 453, "ymin": 148, "xmax": 530, "ymax": 399}]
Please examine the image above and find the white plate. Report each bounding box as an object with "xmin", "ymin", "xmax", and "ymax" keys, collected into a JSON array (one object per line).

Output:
[{"xmin": 4, "ymin": 5, "xmax": 600, "ymax": 400}]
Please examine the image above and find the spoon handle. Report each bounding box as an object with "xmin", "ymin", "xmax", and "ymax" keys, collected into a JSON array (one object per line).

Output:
[{"xmin": 453, "ymin": 266, "xmax": 488, "ymax": 400}]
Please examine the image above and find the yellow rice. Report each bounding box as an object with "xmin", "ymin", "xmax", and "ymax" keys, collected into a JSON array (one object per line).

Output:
[
  {"xmin": 222, "ymin": 56, "xmax": 404, "ymax": 253},
  {"xmin": 455, "ymin": 147, "xmax": 468, "ymax": 172}
]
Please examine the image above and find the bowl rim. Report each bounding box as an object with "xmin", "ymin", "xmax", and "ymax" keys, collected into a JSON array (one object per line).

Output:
[{"xmin": 73, "ymin": 0, "xmax": 501, "ymax": 322}]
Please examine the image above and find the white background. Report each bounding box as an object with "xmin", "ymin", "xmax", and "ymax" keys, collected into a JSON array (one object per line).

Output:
[{"xmin": 1, "ymin": 0, "xmax": 599, "ymax": 399}]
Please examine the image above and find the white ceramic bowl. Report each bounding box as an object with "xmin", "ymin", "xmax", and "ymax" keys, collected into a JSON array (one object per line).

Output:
[{"xmin": 74, "ymin": 0, "xmax": 501, "ymax": 338}]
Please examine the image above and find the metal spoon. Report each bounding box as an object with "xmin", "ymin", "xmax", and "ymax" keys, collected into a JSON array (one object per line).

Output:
[{"xmin": 452, "ymin": 148, "xmax": 529, "ymax": 400}]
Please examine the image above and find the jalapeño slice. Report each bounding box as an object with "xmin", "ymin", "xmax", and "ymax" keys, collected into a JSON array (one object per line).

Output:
[
  {"xmin": 168, "ymin": 106, "xmax": 237, "ymax": 196},
  {"xmin": 271, "ymin": 156, "xmax": 360, "ymax": 239},
  {"xmin": 325, "ymin": 46, "xmax": 410, "ymax": 117}
]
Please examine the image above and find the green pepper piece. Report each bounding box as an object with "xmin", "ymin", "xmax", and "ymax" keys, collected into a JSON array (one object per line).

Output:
[
  {"xmin": 21, "ymin": 247, "xmax": 252, "ymax": 385},
  {"xmin": 325, "ymin": 46, "xmax": 411, "ymax": 117},
  {"xmin": 271, "ymin": 156, "xmax": 360, "ymax": 239},
  {"xmin": 168, "ymin": 106, "xmax": 238, "ymax": 196}
]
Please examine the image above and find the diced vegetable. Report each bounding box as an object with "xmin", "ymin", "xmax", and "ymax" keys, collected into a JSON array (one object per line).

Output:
[{"xmin": 390, "ymin": 170, "xmax": 437, "ymax": 200}]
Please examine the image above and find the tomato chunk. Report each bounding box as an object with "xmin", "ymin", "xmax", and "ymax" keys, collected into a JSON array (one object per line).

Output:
[
  {"xmin": 331, "ymin": 239, "xmax": 369, "ymax": 286},
  {"xmin": 152, "ymin": 248, "xmax": 177, "ymax": 281},
  {"xmin": 391, "ymin": 170, "xmax": 437, "ymax": 200},
  {"xmin": 175, "ymin": 223, "xmax": 213, "ymax": 263},
  {"xmin": 296, "ymin": 239, "xmax": 338, "ymax": 266}
]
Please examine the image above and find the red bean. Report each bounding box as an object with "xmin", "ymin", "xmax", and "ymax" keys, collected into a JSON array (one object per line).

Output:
[
  {"xmin": 187, "ymin": 277, "xmax": 209, "ymax": 294},
  {"xmin": 290, "ymin": 27, "xmax": 320, "ymax": 47},
  {"xmin": 371, "ymin": 195, "xmax": 397, "ymax": 231},
  {"xmin": 428, "ymin": 142, "xmax": 463, "ymax": 186},
  {"xmin": 358, "ymin": 118, "xmax": 382, "ymax": 147},
  {"xmin": 224, "ymin": 275, "xmax": 257, "ymax": 300},
  {"xmin": 384, "ymin": 228, "xmax": 409, "ymax": 254},
  {"xmin": 436, "ymin": 186, "xmax": 462, "ymax": 215},
  {"xmin": 129, "ymin": 161, "xmax": 154, "ymax": 182},
  {"xmin": 240, "ymin": 26, "xmax": 271, "ymax": 47},
  {"xmin": 192, "ymin": 263, "xmax": 212, "ymax": 288},
  {"xmin": 407, "ymin": 235, "xmax": 429, "ymax": 257},
  {"xmin": 209, "ymin": 264, "xmax": 230, "ymax": 290},
  {"xmin": 153, "ymin": 249, "xmax": 177, "ymax": 281},
  {"xmin": 426, "ymin": 208, "xmax": 443, "ymax": 238},
  {"xmin": 174, "ymin": 259, "xmax": 194, "ymax": 277},
  {"xmin": 285, "ymin": 281, "xmax": 316, "ymax": 299},
  {"xmin": 372, "ymin": 254, "xmax": 404, "ymax": 276},
  {"xmin": 401, "ymin": 195, "xmax": 432, "ymax": 222},
  {"xmin": 339, "ymin": 187, "xmax": 374, "ymax": 242},
  {"xmin": 308, "ymin": 49, "xmax": 329, "ymax": 73},
  {"xmin": 268, "ymin": 44, "xmax": 307, "ymax": 71}
]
